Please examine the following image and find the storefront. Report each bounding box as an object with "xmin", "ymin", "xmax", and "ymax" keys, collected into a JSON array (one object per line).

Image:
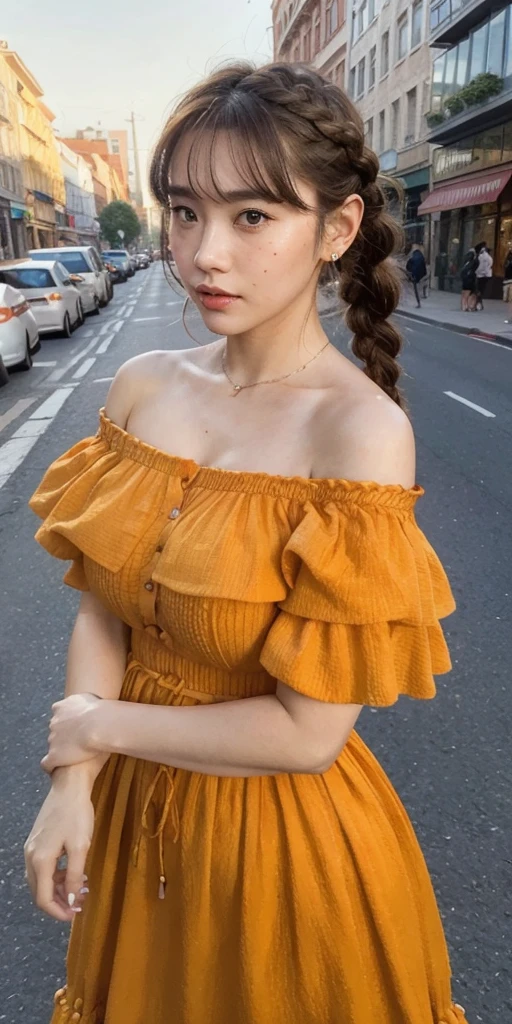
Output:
[
  {"xmin": 398, "ymin": 168, "xmax": 430, "ymax": 258},
  {"xmin": 419, "ymin": 164, "xmax": 512, "ymax": 295},
  {"xmin": 26, "ymin": 191, "xmax": 57, "ymax": 249},
  {"xmin": 9, "ymin": 202, "xmax": 28, "ymax": 258}
]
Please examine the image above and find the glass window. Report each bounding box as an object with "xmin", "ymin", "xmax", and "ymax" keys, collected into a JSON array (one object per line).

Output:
[
  {"xmin": 327, "ymin": 1, "xmax": 338, "ymax": 36},
  {"xmin": 357, "ymin": 57, "xmax": 365, "ymax": 96},
  {"xmin": 369, "ymin": 46, "xmax": 376, "ymax": 88},
  {"xmin": 391, "ymin": 100, "xmax": 400, "ymax": 148},
  {"xmin": 431, "ymin": 52, "xmax": 446, "ymax": 112},
  {"xmin": 444, "ymin": 45, "xmax": 458, "ymax": 98},
  {"xmin": 349, "ymin": 67, "xmax": 356, "ymax": 97},
  {"xmin": 406, "ymin": 88, "xmax": 417, "ymax": 142},
  {"xmin": 468, "ymin": 22, "xmax": 489, "ymax": 80},
  {"xmin": 503, "ymin": 122, "xmax": 512, "ymax": 162},
  {"xmin": 368, "ymin": 0, "xmax": 375, "ymax": 21},
  {"xmin": 0, "ymin": 268, "xmax": 55, "ymax": 289},
  {"xmin": 411, "ymin": 0, "xmax": 423, "ymax": 48},
  {"xmin": 487, "ymin": 10, "xmax": 506, "ymax": 77},
  {"xmin": 381, "ymin": 31, "xmax": 389, "ymax": 75},
  {"xmin": 366, "ymin": 116, "xmax": 374, "ymax": 148},
  {"xmin": 379, "ymin": 109, "xmax": 386, "ymax": 152},
  {"xmin": 30, "ymin": 250, "xmax": 90, "ymax": 273},
  {"xmin": 505, "ymin": 11, "xmax": 512, "ymax": 79},
  {"xmin": 397, "ymin": 15, "xmax": 408, "ymax": 60},
  {"xmin": 456, "ymin": 37, "xmax": 469, "ymax": 88}
]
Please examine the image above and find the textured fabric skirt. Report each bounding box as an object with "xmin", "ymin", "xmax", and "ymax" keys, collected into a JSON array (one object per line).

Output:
[{"xmin": 50, "ymin": 656, "xmax": 469, "ymax": 1024}]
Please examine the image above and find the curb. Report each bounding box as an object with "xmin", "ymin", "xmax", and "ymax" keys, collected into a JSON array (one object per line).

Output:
[{"xmin": 395, "ymin": 308, "xmax": 512, "ymax": 349}]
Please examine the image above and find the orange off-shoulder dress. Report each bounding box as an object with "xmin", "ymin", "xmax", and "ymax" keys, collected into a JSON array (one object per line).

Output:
[{"xmin": 29, "ymin": 409, "xmax": 469, "ymax": 1024}]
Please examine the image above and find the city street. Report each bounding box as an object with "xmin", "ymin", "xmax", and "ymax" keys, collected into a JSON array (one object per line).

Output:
[{"xmin": 0, "ymin": 264, "xmax": 511, "ymax": 1023}]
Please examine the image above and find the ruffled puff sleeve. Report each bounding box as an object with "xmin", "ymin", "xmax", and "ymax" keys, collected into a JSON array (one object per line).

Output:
[{"xmin": 259, "ymin": 487, "xmax": 456, "ymax": 707}]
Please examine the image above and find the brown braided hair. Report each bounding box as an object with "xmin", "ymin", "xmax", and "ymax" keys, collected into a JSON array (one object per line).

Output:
[{"xmin": 150, "ymin": 61, "xmax": 405, "ymax": 408}]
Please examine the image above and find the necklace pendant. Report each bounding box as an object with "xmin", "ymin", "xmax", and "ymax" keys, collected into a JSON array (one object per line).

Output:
[{"xmin": 232, "ymin": 384, "xmax": 242, "ymax": 396}]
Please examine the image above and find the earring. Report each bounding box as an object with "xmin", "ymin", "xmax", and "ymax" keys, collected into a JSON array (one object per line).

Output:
[{"xmin": 331, "ymin": 252, "xmax": 341, "ymax": 262}]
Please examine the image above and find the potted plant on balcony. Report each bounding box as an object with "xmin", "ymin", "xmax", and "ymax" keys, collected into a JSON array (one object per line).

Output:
[
  {"xmin": 426, "ymin": 110, "xmax": 445, "ymax": 128},
  {"xmin": 444, "ymin": 94, "xmax": 465, "ymax": 116},
  {"xmin": 459, "ymin": 72, "xmax": 503, "ymax": 107}
]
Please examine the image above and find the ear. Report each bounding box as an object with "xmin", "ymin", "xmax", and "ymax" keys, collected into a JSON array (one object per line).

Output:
[{"xmin": 320, "ymin": 194, "xmax": 364, "ymax": 263}]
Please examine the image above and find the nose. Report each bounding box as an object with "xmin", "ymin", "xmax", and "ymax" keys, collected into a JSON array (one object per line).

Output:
[{"xmin": 193, "ymin": 221, "xmax": 231, "ymax": 273}]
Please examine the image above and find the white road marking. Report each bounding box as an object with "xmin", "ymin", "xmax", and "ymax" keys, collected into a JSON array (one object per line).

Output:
[
  {"xmin": 467, "ymin": 335, "xmax": 512, "ymax": 350},
  {"xmin": 0, "ymin": 388, "xmax": 75, "ymax": 490},
  {"xmin": 166, "ymin": 300, "xmax": 183, "ymax": 306},
  {"xmin": 33, "ymin": 360, "xmax": 58, "ymax": 367},
  {"xmin": 133, "ymin": 316, "xmax": 163, "ymax": 322},
  {"xmin": 125, "ymin": 305, "xmax": 136, "ymax": 316},
  {"xmin": 116, "ymin": 304, "xmax": 127, "ymax": 318},
  {"xmin": 96, "ymin": 334, "xmax": 114, "ymax": 354},
  {"xmin": 444, "ymin": 391, "xmax": 496, "ymax": 418},
  {"xmin": 47, "ymin": 337, "xmax": 99, "ymax": 383},
  {"xmin": 73, "ymin": 357, "xmax": 96, "ymax": 379},
  {"xmin": 0, "ymin": 397, "xmax": 37, "ymax": 434},
  {"xmin": 111, "ymin": 320, "xmax": 124, "ymax": 334},
  {"xmin": 93, "ymin": 377, "xmax": 114, "ymax": 383}
]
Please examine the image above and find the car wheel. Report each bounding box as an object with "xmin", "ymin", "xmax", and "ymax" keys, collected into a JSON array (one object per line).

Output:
[
  {"xmin": 76, "ymin": 301, "xmax": 85, "ymax": 327},
  {"xmin": 0, "ymin": 355, "xmax": 8, "ymax": 387},
  {"xmin": 99, "ymin": 291, "xmax": 108, "ymax": 308},
  {"xmin": 63, "ymin": 312, "xmax": 72, "ymax": 338},
  {"xmin": 32, "ymin": 333, "xmax": 41, "ymax": 354},
  {"xmin": 17, "ymin": 332, "xmax": 33, "ymax": 371},
  {"xmin": 92, "ymin": 295, "xmax": 101, "ymax": 316}
]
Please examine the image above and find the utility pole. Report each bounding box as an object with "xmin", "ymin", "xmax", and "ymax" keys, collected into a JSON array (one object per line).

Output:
[{"xmin": 127, "ymin": 111, "xmax": 144, "ymax": 209}]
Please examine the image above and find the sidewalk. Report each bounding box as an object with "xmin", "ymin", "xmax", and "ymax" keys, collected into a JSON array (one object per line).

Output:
[{"xmin": 397, "ymin": 287, "xmax": 512, "ymax": 348}]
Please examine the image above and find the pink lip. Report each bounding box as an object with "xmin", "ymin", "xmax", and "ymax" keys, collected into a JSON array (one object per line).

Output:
[{"xmin": 197, "ymin": 292, "xmax": 239, "ymax": 311}]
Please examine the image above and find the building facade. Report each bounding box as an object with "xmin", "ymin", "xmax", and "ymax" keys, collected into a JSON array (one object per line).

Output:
[
  {"xmin": 0, "ymin": 42, "xmax": 27, "ymax": 258},
  {"xmin": 58, "ymin": 141, "xmax": 99, "ymax": 246},
  {"xmin": 419, "ymin": 0, "xmax": 512, "ymax": 294},
  {"xmin": 273, "ymin": 0, "xmax": 348, "ymax": 87}
]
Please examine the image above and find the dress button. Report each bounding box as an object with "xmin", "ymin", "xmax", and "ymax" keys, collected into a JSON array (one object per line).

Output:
[
  {"xmin": 144, "ymin": 581, "xmax": 154, "ymax": 592},
  {"xmin": 169, "ymin": 507, "xmax": 180, "ymax": 519}
]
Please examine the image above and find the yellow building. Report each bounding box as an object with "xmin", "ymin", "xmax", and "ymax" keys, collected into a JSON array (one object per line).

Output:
[
  {"xmin": 0, "ymin": 42, "xmax": 64, "ymax": 250},
  {"xmin": 0, "ymin": 41, "xmax": 28, "ymax": 257}
]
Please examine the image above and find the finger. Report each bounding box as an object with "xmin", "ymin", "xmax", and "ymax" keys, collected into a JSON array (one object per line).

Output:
[
  {"xmin": 33, "ymin": 856, "xmax": 75, "ymax": 922},
  {"xmin": 40, "ymin": 755, "xmax": 54, "ymax": 775},
  {"xmin": 65, "ymin": 846, "xmax": 89, "ymax": 908}
]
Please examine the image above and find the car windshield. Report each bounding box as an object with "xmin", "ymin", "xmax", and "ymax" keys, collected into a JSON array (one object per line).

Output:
[
  {"xmin": 107, "ymin": 255, "xmax": 125, "ymax": 263},
  {"xmin": 29, "ymin": 250, "xmax": 88, "ymax": 272},
  {"xmin": 103, "ymin": 251, "xmax": 127, "ymax": 258},
  {"xmin": 0, "ymin": 268, "xmax": 55, "ymax": 289}
]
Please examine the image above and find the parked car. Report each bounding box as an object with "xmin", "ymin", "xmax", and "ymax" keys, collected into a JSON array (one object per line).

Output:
[
  {"xmin": 129, "ymin": 254, "xmax": 138, "ymax": 274},
  {"xmin": 136, "ymin": 252, "xmax": 150, "ymax": 269},
  {"xmin": 0, "ymin": 282, "xmax": 40, "ymax": 370},
  {"xmin": 102, "ymin": 255, "xmax": 125, "ymax": 284},
  {"xmin": 29, "ymin": 246, "xmax": 112, "ymax": 308},
  {"xmin": 0, "ymin": 261, "xmax": 84, "ymax": 338},
  {"xmin": 102, "ymin": 249, "xmax": 133, "ymax": 278}
]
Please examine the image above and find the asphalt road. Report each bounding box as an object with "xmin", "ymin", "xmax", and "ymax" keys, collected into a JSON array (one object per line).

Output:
[{"xmin": 0, "ymin": 264, "xmax": 510, "ymax": 1023}]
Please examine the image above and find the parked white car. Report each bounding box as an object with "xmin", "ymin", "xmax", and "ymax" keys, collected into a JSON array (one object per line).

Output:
[
  {"xmin": 0, "ymin": 282, "xmax": 40, "ymax": 370},
  {"xmin": 29, "ymin": 246, "xmax": 111, "ymax": 309},
  {"xmin": 0, "ymin": 261, "xmax": 84, "ymax": 338}
]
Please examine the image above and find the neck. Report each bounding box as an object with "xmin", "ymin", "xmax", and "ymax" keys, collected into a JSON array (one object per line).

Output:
[{"xmin": 222, "ymin": 292, "xmax": 329, "ymax": 385}]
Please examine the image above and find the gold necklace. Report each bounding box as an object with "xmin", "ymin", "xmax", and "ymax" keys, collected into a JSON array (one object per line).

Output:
[{"xmin": 221, "ymin": 340, "xmax": 330, "ymax": 397}]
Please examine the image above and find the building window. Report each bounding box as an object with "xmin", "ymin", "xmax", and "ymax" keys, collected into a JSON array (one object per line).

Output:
[
  {"xmin": 0, "ymin": 84, "xmax": 9, "ymax": 123},
  {"xmin": 406, "ymin": 87, "xmax": 417, "ymax": 143},
  {"xmin": 366, "ymin": 116, "xmax": 374, "ymax": 149},
  {"xmin": 381, "ymin": 31, "xmax": 389, "ymax": 76},
  {"xmin": 379, "ymin": 109, "xmax": 386, "ymax": 152},
  {"xmin": 303, "ymin": 27, "xmax": 312, "ymax": 61},
  {"xmin": 397, "ymin": 14, "xmax": 408, "ymax": 61},
  {"xmin": 487, "ymin": 9, "xmax": 506, "ymax": 78},
  {"xmin": 349, "ymin": 66, "xmax": 356, "ymax": 97},
  {"xmin": 111, "ymin": 139, "xmax": 120, "ymax": 154},
  {"xmin": 391, "ymin": 99, "xmax": 400, "ymax": 148},
  {"xmin": 357, "ymin": 57, "xmax": 366, "ymax": 97},
  {"xmin": 411, "ymin": 0, "xmax": 423, "ymax": 48},
  {"xmin": 468, "ymin": 22, "xmax": 489, "ymax": 80},
  {"xmin": 368, "ymin": 0, "xmax": 375, "ymax": 21},
  {"xmin": 327, "ymin": 1, "xmax": 338, "ymax": 37},
  {"xmin": 369, "ymin": 45, "xmax": 376, "ymax": 88},
  {"xmin": 357, "ymin": 1, "xmax": 368, "ymax": 38},
  {"xmin": 336, "ymin": 60, "xmax": 346, "ymax": 88},
  {"xmin": 314, "ymin": 8, "xmax": 321, "ymax": 52}
]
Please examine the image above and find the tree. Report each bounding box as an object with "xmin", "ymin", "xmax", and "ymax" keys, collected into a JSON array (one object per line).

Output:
[{"xmin": 99, "ymin": 201, "xmax": 141, "ymax": 247}]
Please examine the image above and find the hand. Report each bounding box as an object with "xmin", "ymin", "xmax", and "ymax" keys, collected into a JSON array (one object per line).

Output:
[
  {"xmin": 24, "ymin": 768, "xmax": 95, "ymax": 921},
  {"xmin": 41, "ymin": 693, "xmax": 103, "ymax": 774}
]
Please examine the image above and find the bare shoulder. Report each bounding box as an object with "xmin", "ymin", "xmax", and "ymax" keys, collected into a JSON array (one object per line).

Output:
[
  {"xmin": 312, "ymin": 381, "xmax": 416, "ymax": 488},
  {"xmin": 104, "ymin": 349, "xmax": 184, "ymax": 429}
]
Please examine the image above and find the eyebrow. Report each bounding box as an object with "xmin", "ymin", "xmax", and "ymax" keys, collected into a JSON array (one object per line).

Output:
[{"xmin": 168, "ymin": 185, "xmax": 280, "ymax": 204}]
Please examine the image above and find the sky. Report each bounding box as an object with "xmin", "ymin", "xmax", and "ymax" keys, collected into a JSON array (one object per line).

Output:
[{"xmin": 2, "ymin": 0, "xmax": 273, "ymax": 203}]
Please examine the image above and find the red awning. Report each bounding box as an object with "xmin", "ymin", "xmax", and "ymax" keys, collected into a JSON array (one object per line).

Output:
[{"xmin": 418, "ymin": 167, "xmax": 512, "ymax": 214}]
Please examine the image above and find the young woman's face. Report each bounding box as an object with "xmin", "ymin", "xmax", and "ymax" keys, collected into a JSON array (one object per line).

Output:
[{"xmin": 168, "ymin": 133, "xmax": 325, "ymax": 334}]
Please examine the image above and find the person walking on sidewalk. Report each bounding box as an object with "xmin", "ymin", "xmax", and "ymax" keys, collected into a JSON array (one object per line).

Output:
[
  {"xmin": 406, "ymin": 243, "xmax": 426, "ymax": 308},
  {"xmin": 502, "ymin": 248, "xmax": 512, "ymax": 323},
  {"xmin": 474, "ymin": 242, "xmax": 493, "ymax": 310},
  {"xmin": 460, "ymin": 248, "xmax": 478, "ymax": 312}
]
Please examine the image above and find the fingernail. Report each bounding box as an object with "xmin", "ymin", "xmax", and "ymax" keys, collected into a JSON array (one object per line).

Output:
[
  {"xmin": 79, "ymin": 887, "xmax": 89, "ymax": 895},
  {"xmin": 82, "ymin": 874, "xmax": 88, "ymax": 881},
  {"xmin": 70, "ymin": 906, "xmax": 82, "ymax": 913},
  {"xmin": 67, "ymin": 893, "xmax": 76, "ymax": 907}
]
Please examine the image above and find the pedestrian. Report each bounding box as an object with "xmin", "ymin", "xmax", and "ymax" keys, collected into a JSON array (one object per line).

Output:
[
  {"xmin": 406, "ymin": 242, "xmax": 427, "ymax": 307},
  {"xmin": 435, "ymin": 248, "xmax": 448, "ymax": 290},
  {"xmin": 474, "ymin": 241, "xmax": 493, "ymax": 310},
  {"xmin": 24, "ymin": 61, "xmax": 469, "ymax": 1024},
  {"xmin": 460, "ymin": 248, "xmax": 478, "ymax": 311},
  {"xmin": 503, "ymin": 247, "xmax": 512, "ymax": 323}
]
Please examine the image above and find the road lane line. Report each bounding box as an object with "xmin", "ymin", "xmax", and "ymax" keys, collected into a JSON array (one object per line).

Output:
[
  {"xmin": 47, "ymin": 337, "xmax": 99, "ymax": 383},
  {"xmin": 0, "ymin": 397, "xmax": 37, "ymax": 434},
  {"xmin": 33, "ymin": 360, "xmax": 57, "ymax": 367},
  {"xmin": 111, "ymin": 320, "xmax": 124, "ymax": 334},
  {"xmin": 133, "ymin": 316, "xmax": 163, "ymax": 322},
  {"xmin": 0, "ymin": 388, "xmax": 75, "ymax": 490},
  {"xmin": 96, "ymin": 334, "xmax": 114, "ymax": 354},
  {"xmin": 444, "ymin": 391, "xmax": 496, "ymax": 418},
  {"xmin": 125, "ymin": 305, "xmax": 136, "ymax": 316},
  {"xmin": 93, "ymin": 377, "xmax": 114, "ymax": 383},
  {"xmin": 73, "ymin": 357, "xmax": 96, "ymax": 379}
]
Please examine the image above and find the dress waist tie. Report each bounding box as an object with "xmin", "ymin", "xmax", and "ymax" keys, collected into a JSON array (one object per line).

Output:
[{"xmin": 126, "ymin": 656, "xmax": 232, "ymax": 900}]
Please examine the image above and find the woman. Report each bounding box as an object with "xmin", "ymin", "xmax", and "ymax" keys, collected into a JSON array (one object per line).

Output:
[
  {"xmin": 25, "ymin": 63, "xmax": 469, "ymax": 1024},
  {"xmin": 502, "ymin": 247, "xmax": 512, "ymax": 322},
  {"xmin": 474, "ymin": 242, "xmax": 493, "ymax": 310},
  {"xmin": 460, "ymin": 248, "xmax": 478, "ymax": 312}
]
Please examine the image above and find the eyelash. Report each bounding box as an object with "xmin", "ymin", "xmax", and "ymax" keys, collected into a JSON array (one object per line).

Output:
[{"xmin": 170, "ymin": 206, "xmax": 271, "ymax": 229}]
